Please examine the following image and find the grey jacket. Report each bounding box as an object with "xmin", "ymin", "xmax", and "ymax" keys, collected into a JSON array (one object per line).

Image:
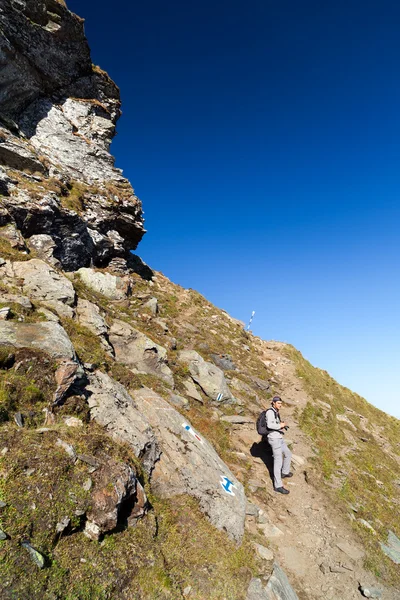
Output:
[{"xmin": 266, "ymin": 407, "xmax": 283, "ymax": 439}]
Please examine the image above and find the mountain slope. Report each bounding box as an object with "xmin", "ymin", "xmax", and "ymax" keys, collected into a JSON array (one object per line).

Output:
[{"xmin": 0, "ymin": 2, "xmax": 399, "ymax": 599}]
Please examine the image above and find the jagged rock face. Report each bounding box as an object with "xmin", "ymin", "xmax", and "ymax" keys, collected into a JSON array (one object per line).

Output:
[{"xmin": 0, "ymin": 0, "xmax": 145, "ymax": 271}]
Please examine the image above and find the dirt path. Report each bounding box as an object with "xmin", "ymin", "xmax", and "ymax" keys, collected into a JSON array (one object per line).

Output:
[{"xmin": 230, "ymin": 342, "xmax": 398, "ymax": 600}]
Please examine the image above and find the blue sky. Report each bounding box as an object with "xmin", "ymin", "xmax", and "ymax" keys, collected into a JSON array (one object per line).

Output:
[{"xmin": 68, "ymin": 1, "xmax": 400, "ymax": 418}]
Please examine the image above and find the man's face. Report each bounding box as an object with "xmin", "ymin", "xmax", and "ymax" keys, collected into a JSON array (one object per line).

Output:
[{"xmin": 273, "ymin": 401, "xmax": 282, "ymax": 410}]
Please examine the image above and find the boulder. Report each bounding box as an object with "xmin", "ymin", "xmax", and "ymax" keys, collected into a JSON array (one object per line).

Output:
[
  {"xmin": 133, "ymin": 387, "xmax": 247, "ymax": 542},
  {"xmin": 0, "ymin": 223, "xmax": 26, "ymax": 250},
  {"xmin": 28, "ymin": 234, "xmax": 60, "ymax": 266},
  {"xmin": 76, "ymin": 298, "xmax": 112, "ymax": 351},
  {"xmin": 249, "ymin": 376, "xmax": 270, "ymax": 392},
  {"xmin": 246, "ymin": 578, "xmax": 269, "ymax": 600},
  {"xmin": 178, "ymin": 350, "xmax": 233, "ymax": 402},
  {"xmin": 86, "ymin": 371, "xmax": 160, "ymax": 474},
  {"xmin": 109, "ymin": 320, "xmax": 174, "ymax": 386},
  {"xmin": 182, "ymin": 378, "xmax": 203, "ymax": 403},
  {"xmin": 265, "ymin": 563, "xmax": 299, "ymax": 600},
  {"xmin": 0, "ymin": 321, "xmax": 76, "ymax": 360},
  {"xmin": 210, "ymin": 353, "xmax": 236, "ymax": 371},
  {"xmin": 380, "ymin": 530, "xmax": 400, "ymax": 564},
  {"xmin": 77, "ymin": 268, "xmax": 130, "ymax": 300},
  {"xmin": 84, "ymin": 457, "xmax": 147, "ymax": 541},
  {"xmin": 53, "ymin": 360, "xmax": 84, "ymax": 406},
  {"xmin": 143, "ymin": 297, "xmax": 158, "ymax": 315},
  {"xmin": 5, "ymin": 259, "xmax": 75, "ymax": 306}
]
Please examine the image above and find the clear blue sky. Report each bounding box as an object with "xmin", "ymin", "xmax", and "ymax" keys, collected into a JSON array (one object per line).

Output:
[{"xmin": 68, "ymin": 0, "xmax": 400, "ymax": 419}]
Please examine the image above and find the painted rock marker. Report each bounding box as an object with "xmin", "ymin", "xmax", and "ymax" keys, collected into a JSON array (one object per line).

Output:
[
  {"xmin": 220, "ymin": 475, "xmax": 235, "ymax": 496},
  {"xmin": 182, "ymin": 423, "xmax": 204, "ymax": 444}
]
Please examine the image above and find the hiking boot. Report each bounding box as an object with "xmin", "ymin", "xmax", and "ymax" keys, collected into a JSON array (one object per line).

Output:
[
  {"xmin": 274, "ymin": 487, "xmax": 290, "ymax": 494},
  {"xmin": 282, "ymin": 472, "xmax": 293, "ymax": 478}
]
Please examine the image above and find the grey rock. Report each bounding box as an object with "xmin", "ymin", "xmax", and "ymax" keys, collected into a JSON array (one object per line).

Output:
[
  {"xmin": 87, "ymin": 370, "xmax": 159, "ymax": 474},
  {"xmin": 0, "ymin": 223, "xmax": 26, "ymax": 250},
  {"xmin": 182, "ymin": 378, "xmax": 203, "ymax": 403},
  {"xmin": 210, "ymin": 353, "xmax": 236, "ymax": 371},
  {"xmin": 28, "ymin": 234, "xmax": 60, "ymax": 266},
  {"xmin": 220, "ymin": 415, "xmax": 253, "ymax": 424},
  {"xmin": 0, "ymin": 501, "xmax": 7, "ymax": 508},
  {"xmin": 168, "ymin": 393, "xmax": 190, "ymax": 410},
  {"xmin": 143, "ymin": 297, "xmax": 158, "ymax": 315},
  {"xmin": 77, "ymin": 268, "xmax": 131, "ymax": 300},
  {"xmin": 133, "ymin": 387, "xmax": 247, "ymax": 542},
  {"xmin": 37, "ymin": 306, "xmax": 60, "ymax": 323},
  {"xmin": 55, "ymin": 516, "xmax": 71, "ymax": 535},
  {"xmin": 249, "ymin": 376, "xmax": 270, "ymax": 392},
  {"xmin": 246, "ymin": 502, "xmax": 260, "ymax": 517},
  {"xmin": 265, "ymin": 563, "xmax": 299, "ymax": 600},
  {"xmin": 380, "ymin": 530, "xmax": 400, "ymax": 564},
  {"xmin": 2, "ymin": 259, "xmax": 75, "ymax": 307},
  {"xmin": 360, "ymin": 585, "xmax": 382, "ymax": 599},
  {"xmin": 254, "ymin": 543, "xmax": 274, "ymax": 561},
  {"xmin": 0, "ymin": 529, "xmax": 8, "ymax": 541},
  {"xmin": 83, "ymin": 478, "xmax": 93, "ymax": 491},
  {"xmin": 178, "ymin": 350, "xmax": 234, "ymax": 402},
  {"xmin": 56, "ymin": 438, "xmax": 76, "ymax": 460},
  {"xmin": 257, "ymin": 511, "xmax": 269, "ymax": 525},
  {"xmin": 0, "ymin": 132, "xmax": 46, "ymax": 174},
  {"xmin": 246, "ymin": 578, "xmax": 269, "ymax": 600},
  {"xmin": 21, "ymin": 541, "xmax": 45, "ymax": 569},
  {"xmin": 0, "ymin": 321, "xmax": 76, "ymax": 360},
  {"xmin": 109, "ymin": 320, "xmax": 174, "ymax": 386},
  {"xmin": 14, "ymin": 412, "xmax": 24, "ymax": 427},
  {"xmin": 76, "ymin": 298, "xmax": 111, "ymax": 350},
  {"xmin": 1, "ymin": 294, "xmax": 32, "ymax": 310}
]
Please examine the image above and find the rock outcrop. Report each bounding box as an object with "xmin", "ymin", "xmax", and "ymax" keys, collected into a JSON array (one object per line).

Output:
[
  {"xmin": 133, "ymin": 387, "xmax": 246, "ymax": 542},
  {"xmin": 178, "ymin": 349, "xmax": 234, "ymax": 402},
  {"xmin": 87, "ymin": 370, "xmax": 160, "ymax": 475},
  {"xmin": 110, "ymin": 320, "xmax": 174, "ymax": 385},
  {"xmin": 0, "ymin": 0, "xmax": 145, "ymax": 271}
]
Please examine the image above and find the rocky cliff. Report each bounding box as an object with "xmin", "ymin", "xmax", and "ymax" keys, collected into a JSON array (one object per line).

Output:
[
  {"xmin": 0, "ymin": 0, "xmax": 144, "ymax": 271},
  {"xmin": 1, "ymin": 2, "xmax": 399, "ymax": 600}
]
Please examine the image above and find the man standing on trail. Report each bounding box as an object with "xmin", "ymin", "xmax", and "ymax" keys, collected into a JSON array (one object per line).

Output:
[{"xmin": 265, "ymin": 396, "xmax": 293, "ymax": 494}]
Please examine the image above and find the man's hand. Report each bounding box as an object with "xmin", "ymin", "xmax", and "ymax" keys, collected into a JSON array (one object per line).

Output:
[{"xmin": 280, "ymin": 422, "xmax": 286, "ymax": 429}]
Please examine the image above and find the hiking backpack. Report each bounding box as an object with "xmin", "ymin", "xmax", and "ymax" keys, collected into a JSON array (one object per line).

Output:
[{"xmin": 256, "ymin": 410, "xmax": 268, "ymax": 435}]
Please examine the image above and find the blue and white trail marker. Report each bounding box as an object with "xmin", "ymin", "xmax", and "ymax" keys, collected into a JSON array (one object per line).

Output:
[
  {"xmin": 220, "ymin": 475, "xmax": 235, "ymax": 496},
  {"xmin": 216, "ymin": 392, "xmax": 224, "ymax": 402}
]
